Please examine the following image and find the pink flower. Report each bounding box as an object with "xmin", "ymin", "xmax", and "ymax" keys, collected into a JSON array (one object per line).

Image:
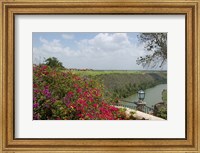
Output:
[
  {"xmin": 93, "ymin": 104, "xmax": 98, "ymax": 108},
  {"xmin": 41, "ymin": 65, "xmax": 47, "ymax": 70},
  {"xmin": 67, "ymin": 91, "xmax": 74, "ymax": 98},
  {"xmin": 33, "ymin": 103, "xmax": 39, "ymax": 108},
  {"xmin": 76, "ymin": 87, "xmax": 82, "ymax": 93}
]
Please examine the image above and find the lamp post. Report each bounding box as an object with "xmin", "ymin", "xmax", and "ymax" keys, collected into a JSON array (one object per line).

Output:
[
  {"xmin": 136, "ymin": 90, "xmax": 146, "ymax": 112},
  {"xmin": 138, "ymin": 90, "xmax": 145, "ymax": 101}
]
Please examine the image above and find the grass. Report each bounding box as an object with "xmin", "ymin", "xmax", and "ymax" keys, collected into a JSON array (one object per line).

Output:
[{"xmin": 66, "ymin": 70, "xmax": 166, "ymax": 77}]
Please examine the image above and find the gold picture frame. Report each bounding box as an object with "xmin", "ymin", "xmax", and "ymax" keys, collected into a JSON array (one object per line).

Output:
[{"xmin": 0, "ymin": 0, "xmax": 200, "ymax": 152}]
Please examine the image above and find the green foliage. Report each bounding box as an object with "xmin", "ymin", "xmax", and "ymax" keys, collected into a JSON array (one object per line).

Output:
[
  {"xmin": 162, "ymin": 89, "xmax": 167, "ymax": 103},
  {"xmin": 137, "ymin": 33, "xmax": 167, "ymax": 68},
  {"xmin": 156, "ymin": 106, "xmax": 167, "ymax": 120},
  {"xmin": 44, "ymin": 57, "xmax": 64, "ymax": 69},
  {"xmin": 154, "ymin": 90, "xmax": 167, "ymax": 119},
  {"xmin": 95, "ymin": 72, "xmax": 167, "ymax": 99}
]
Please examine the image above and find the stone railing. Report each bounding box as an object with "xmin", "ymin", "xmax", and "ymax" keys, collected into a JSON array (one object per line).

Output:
[{"xmin": 116, "ymin": 106, "xmax": 165, "ymax": 120}]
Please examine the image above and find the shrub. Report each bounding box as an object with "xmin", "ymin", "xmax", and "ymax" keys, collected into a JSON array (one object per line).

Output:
[
  {"xmin": 44, "ymin": 57, "xmax": 65, "ymax": 69},
  {"xmin": 33, "ymin": 65, "xmax": 130, "ymax": 120},
  {"xmin": 153, "ymin": 90, "xmax": 167, "ymax": 119}
]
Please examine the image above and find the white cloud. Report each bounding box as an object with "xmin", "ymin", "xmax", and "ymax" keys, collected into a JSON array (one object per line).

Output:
[
  {"xmin": 39, "ymin": 37, "xmax": 63, "ymax": 53},
  {"xmin": 39, "ymin": 37, "xmax": 48, "ymax": 44},
  {"xmin": 33, "ymin": 33, "xmax": 146, "ymax": 70},
  {"xmin": 62, "ymin": 34, "xmax": 74, "ymax": 40},
  {"xmin": 79, "ymin": 33, "xmax": 132, "ymax": 53}
]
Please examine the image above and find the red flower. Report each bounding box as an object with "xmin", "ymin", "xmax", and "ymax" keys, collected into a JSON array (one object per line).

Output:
[
  {"xmin": 76, "ymin": 87, "xmax": 82, "ymax": 93},
  {"xmin": 67, "ymin": 91, "xmax": 74, "ymax": 98},
  {"xmin": 93, "ymin": 104, "xmax": 98, "ymax": 108},
  {"xmin": 41, "ymin": 65, "xmax": 48, "ymax": 70},
  {"xmin": 33, "ymin": 84, "xmax": 38, "ymax": 88},
  {"xmin": 74, "ymin": 84, "xmax": 79, "ymax": 88}
]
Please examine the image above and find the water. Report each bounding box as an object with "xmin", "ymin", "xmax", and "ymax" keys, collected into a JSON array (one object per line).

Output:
[{"xmin": 120, "ymin": 84, "xmax": 167, "ymax": 108}]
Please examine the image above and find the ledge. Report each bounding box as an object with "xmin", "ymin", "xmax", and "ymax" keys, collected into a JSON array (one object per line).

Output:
[{"xmin": 116, "ymin": 106, "xmax": 165, "ymax": 120}]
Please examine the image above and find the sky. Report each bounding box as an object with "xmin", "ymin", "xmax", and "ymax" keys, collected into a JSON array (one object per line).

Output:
[{"xmin": 32, "ymin": 32, "xmax": 166, "ymax": 70}]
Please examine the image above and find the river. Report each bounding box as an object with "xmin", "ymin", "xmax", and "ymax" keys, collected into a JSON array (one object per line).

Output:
[{"xmin": 120, "ymin": 84, "xmax": 167, "ymax": 108}]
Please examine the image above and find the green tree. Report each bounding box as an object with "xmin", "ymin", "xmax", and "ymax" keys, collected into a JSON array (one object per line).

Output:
[
  {"xmin": 137, "ymin": 33, "xmax": 167, "ymax": 68},
  {"xmin": 44, "ymin": 57, "xmax": 64, "ymax": 69}
]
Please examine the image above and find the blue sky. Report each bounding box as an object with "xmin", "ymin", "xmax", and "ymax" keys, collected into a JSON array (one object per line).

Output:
[{"xmin": 32, "ymin": 32, "xmax": 166, "ymax": 70}]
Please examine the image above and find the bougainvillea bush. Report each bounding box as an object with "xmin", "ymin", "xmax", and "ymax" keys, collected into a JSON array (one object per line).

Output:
[{"xmin": 33, "ymin": 64, "xmax": 133, "ymax": 120}]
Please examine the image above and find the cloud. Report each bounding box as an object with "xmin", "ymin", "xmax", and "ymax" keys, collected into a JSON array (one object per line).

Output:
[
  {"xmin": 39, "ymin": 37, "xmax": 48, "ymax": 44},
  {"xmin": 78, "ymin": 33, "xmax": 131, "ymax": 53},
  {"xmin": 62, "ymin": 34, "xmax": 74, "ymax": 40},
  {"xmin": 39, "ymin": 37, "xmax": 63, "ymax": 53},
  {"xmin": 33, "ymin": 33, "xmax": 146, "ymax": 70}
]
